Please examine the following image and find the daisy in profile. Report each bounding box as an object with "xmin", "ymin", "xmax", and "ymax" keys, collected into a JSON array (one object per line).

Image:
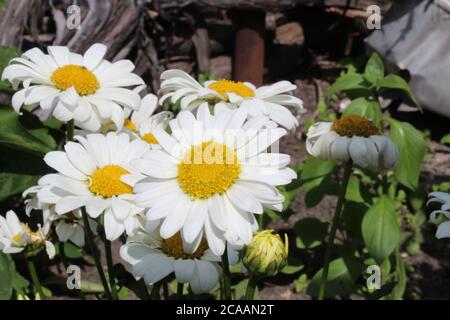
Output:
[
  {"xmin": 306, "ymin": 115, "xmax": 399, "ymax": 172},
  {"xmin": 0, "ymin": 210, "xmax": 55, "ymax": 258},
  {"xmin": 120, "ymin": 229, "xmax": 239, "ymax": 294},
  {"xmin": 159, "ymin": 69, "xmax": 303, "ymax": 130},
  {"xmin": 36, "ymin": 132, "xmax": 148, "ymax": 240},
  {"xmin": 127, "ymin": 105, "xmax": 296, "ymax": 255},
  {"xmin": 122, "ymin": 93, "xmax": 173, "ymax": 147},
  {"xmin": 428, "ymin": 191, "xmax": 450, "ymax": 239},
  {"xmin": 24, "ymin": 186, "xmax": 86, "ymax": 247},
  {"xmin": 1, "ymin": 43, "xmax": 144, "ymax": 131}
]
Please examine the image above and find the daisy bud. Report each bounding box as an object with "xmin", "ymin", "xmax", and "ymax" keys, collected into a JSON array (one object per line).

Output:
[{"xmin": 242, "ymin": 230, "xmax": 288, "ymax": 277}]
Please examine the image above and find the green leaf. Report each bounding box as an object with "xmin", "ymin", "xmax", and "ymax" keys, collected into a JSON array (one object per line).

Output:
[
  {"xmin": 379, "ymin": 75, "xmax": 419, "ymax": 107},
  {"xmin": 362, "ymin": 196, "xmax": 401, "ymax": 264},
  {"xmin": 233, "ymin": 278, "xmax": 259, "ymax": 300},
  {"xmin": 300, "ymin": 156, "xmax": 335, "ymax": 189},
  {"xmin": 326, "ymin": 73, "xmax": 368, "ymax": 98},
  {"xmin": 345, "ymin": 176, "xmax": 364, "ymax": 203},
  {"xmin": 0, "ymin": 252, "xmax": 12, "ymax": 300},
  {"xmin": 294, "ymin": 274, "xmax": 308, "ymax": 293},
  {"xmin": 387, "ymin": 118, "xmax": 426, "ymax": 190},
  {"xmin": 307, "ymin": 257, "xmax": 363, "ymax": 298},
  {"xmin": 0, "ymin": 146, "xmax": 50, "ymax": 201},
  {"xmin": 281, "ymin": 264, "xmax": 304, "ymax": 275},
  {"xmin": 440, "ymin": 133, "xmax": 450, "ymax": 145},
  {"xmin": 294, "ymin": 218, "xmax": 329, "ymax": 249},
  {"xmin": 0, "ymin": 46, "xmax": 22, "ymax": 94},
  {"xmin": 0, "ymin": 105, "xmax": 57, "ymax": 154},
  {"xmin": 387, "ymin": 250, "xmax": 406, "ymax": 300},
  {"xmin": 342, "ymin": 97, "xmax": 383, "ymax": 129},
  {"xmin": 364, "ymin": 53, "xmax": 384, "ymax": 84}
]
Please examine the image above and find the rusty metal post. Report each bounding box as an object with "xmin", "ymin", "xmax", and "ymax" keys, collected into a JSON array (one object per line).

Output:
[{"xmin": 232, "ymin": 10, "xmax": 266, "ymax": 86}]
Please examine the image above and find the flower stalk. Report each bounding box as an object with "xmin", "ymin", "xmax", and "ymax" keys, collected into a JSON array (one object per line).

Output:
[
  {"xmin": 221, "ymin": 243, "xmax": 232, "ymax": 300},
  {"xmin": 318, "ymin": 160, "xmax": 353, "ymax": 300},
  {"xmin": 104, "ymin": 238, "xmax": 118, "ymax": 300},
  {"xmin": 244, "ymin": 274, "xmax": 258, "ymax": 300},
  {"xmin": 25, "ymin": 254, "xmax": 45, "ymax": 299},
  {"xmin": 80, "ymin": 207, "xmax": 112, "ymax": 299}
]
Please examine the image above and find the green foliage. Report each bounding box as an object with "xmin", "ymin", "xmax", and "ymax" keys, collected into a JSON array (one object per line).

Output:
[
  {"xmin": 362, "ymin": 196, "xmax": 401, "ymax": 264},
  {"xmin": 294, "ymin": 218, "xmax": 328, "ymax": 249},
  {"xmin": 307, "ymin": 257, "xmax": 363, "ymax": 298},
  {"xmin": 0, "ymin": 252, "xmax": 12, "ymax": 300},
  {"xmin": 0, "ymin": 105, "xmax": 57, "ymax": 155},
  {"xmin": 0, "ymin": 46, "xmax": 22, "ymax": 94},
  {"xmin": 388, "ymin": 118, "xmax": 426, "ymax": 190},
  {"xmin": 299, "ymin": 52, "xmax": 426, "ymax": 300}
]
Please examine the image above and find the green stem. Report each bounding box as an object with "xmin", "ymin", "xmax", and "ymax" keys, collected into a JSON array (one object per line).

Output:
[
  {"xmin": 258, "ymin": 214, "xmax": 264, "ymax": 230},
  {"xmin": 25, "ymin": 255, "xmax": 45, "ymax": 299},
  {"xmin": 221, "ymin": 243, "xmax": 231, "ymax": 300},
  {"xmin": 104, "ymin": 239, "xmax": 118, "ymax": 300},
  {"xmin": 138, "ymin": 279, "xmax": 150, "ymax": 300},
  {"xmin": 58, "ymin": 241, "xmax": 69, "ymax": 269},
  {"xmin": 66, "ymin": 119, "xmax": 74, "ymax": 142},
  {"xmin": 318, "ymin": 160, "xmax": 353, "ymax": 300},
  {"xmin": 80, "ymin": 208, "xmax": 112, "ymax": 299},
  {"xmin": 244, "ymin": 274, "xmax": 258, "ymax": 300},
  {"xmin": 177, "ymin": 282, "xmax": 184, "ymax": 300},
  {"xmin": 151, "ymin": 281, "xmax": 161, "ymax": 300},
  {"xmin": 163, "ymin": 279, "xmax": 169, "ymax": 300}
]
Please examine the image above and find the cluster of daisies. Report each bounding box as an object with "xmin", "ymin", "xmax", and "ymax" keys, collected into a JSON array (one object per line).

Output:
[
  {"xmin": 0, "ymin": 43, "xmax": 445, "ymax": 297},
  {"xmin": 0, "ymin": 43, "xmax": 303, "ymax": 293}
]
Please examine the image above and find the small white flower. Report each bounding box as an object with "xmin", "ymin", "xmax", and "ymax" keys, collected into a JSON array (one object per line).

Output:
[
  {"xmin": 0, "ymin": 210, "xmax": 54, "ymax": 258},
  {"xmin": 1, "ymin": 44, "xmax": 144, "ymax": 131},
  {"xmin": 36, "ymin": 132, "xmax": 149, "ymax": 240},
  {"xmin": 127, "ymin": 105, "xmax": 296, "ymax": 256},
  {"xmin": 122, "ymin": 93, "xmax": 173, "ymax": 147},
  {"xmin": 427, "ymin": 191, "xmax": 450, "ymax": 239},
  {"xmin": 306, "ymin": 115, "xmax": 399, "ymax": 172},
  {"xmin": 120, "ymin": 229, "xmax": 239, "ymax": 294},
  {"xmin": 24, "ymin": 186, "xmax": 86, "ymax": 247},
  {"xmin": 159, "ymin": 69, "xmax": 303, "ymax": 130}
]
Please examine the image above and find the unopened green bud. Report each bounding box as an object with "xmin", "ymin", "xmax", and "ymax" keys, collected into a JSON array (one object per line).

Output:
[{"xmin": 242, "ymin": 229, "xmax": 288, "ymax": 277}]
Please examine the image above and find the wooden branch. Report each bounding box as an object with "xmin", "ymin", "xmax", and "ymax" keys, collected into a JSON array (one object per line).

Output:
[{"xmin": 0, "ymin": 0, "xmax": 36, "ymax": 48}]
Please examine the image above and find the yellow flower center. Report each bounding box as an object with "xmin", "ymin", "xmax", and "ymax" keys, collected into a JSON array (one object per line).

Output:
[
  {"xmin": 177, "ymin": 141, "xmax": 240, "ymax": 199},
  {"xmin": 208, "ymin": 80, "xmax": 254, "ymax": 99},
  {"xmin": 141, "ymin": 133, "xmax": 158, "ymax": 144},
  {"xmin": 88, "ymin": 165, "xmax": 132, "ymax": 198},
  {"xmin": 12, "ymin": 233, "xmax": 21, "ymax": 242},
  {"xmin": 162, "ymin": 232, "xmax": 208, "ymax": 259},
  {"xmin": 124, "ymin": 119, "xmax": 137, "ymax": 132},
  {"xmin": 331, "ymin": 115, "xmax": 380, "ymax": 137},
  {"xmin": 51, "ymin": 65, "xmax": 99, "ymax": 96}
]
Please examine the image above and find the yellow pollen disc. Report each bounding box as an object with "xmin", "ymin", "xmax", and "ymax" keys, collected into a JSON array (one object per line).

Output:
[
  {"xmin": 331, "ymin": 115, "xmax": 380, "ymax": 137},
  {"xmin": 178, "ymin": 141, "xmax": 240, "ymax": 199},
  {"xmin": 141, "ymin": 132, "xmax": 158, "ymax": 144},
  {"xmin": 51, "ymin": 65, "xmax": 99, "ymax": 96},
  {"xmin": 162, "ymin": 232, "xmax": 208, "ymax": 259},
  {"xmin": 208, "ymin": 80, "xmax": 254, "ymax": 99},
  {"xmin": 124, "ymin": 119, "xmax": 137, "ymax": 132},
  {"xmin": 88, "ymin": 165, "xmax": 132, "ymax": 198},
  {"xmin": 12, "ymin": 233, "xmax": 21, "ymax": 242}
]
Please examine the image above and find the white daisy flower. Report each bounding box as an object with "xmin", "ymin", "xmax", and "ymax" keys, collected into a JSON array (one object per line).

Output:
[
  {"xmin": 36, "ymin": 132, "xmax": 149, "ymax": 241},
  {"xmin": 122, "ymin": 93, "xmax": 173, "ymax": 147},
  {"xmin": 120, "ymin": 229, "xmax": 239, "ymax": 294},
  {"xmin": 0, "ymin": 210, "xmax": 55, "ymax": 258},
  {"xmin": 159, "ymin": 69, "xmax": 303, "ymax": 130},
  {"xmin": 428, "ymin": 191, "xmax": 450, "ymax": 239},
  {"xmin": 306, "ymin": 115, "xmax": 399, "ymax": 172},
  {"xmin": 127, "ymin": 105, "xmax": 296, "ymax": 256},
  {"xmin": 24, "ymin": 186, "xmax": 86, "ymax": 247},
  {"xmin": 1, "ymin": 43, "xmax": 144, "ymax": 131}
]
